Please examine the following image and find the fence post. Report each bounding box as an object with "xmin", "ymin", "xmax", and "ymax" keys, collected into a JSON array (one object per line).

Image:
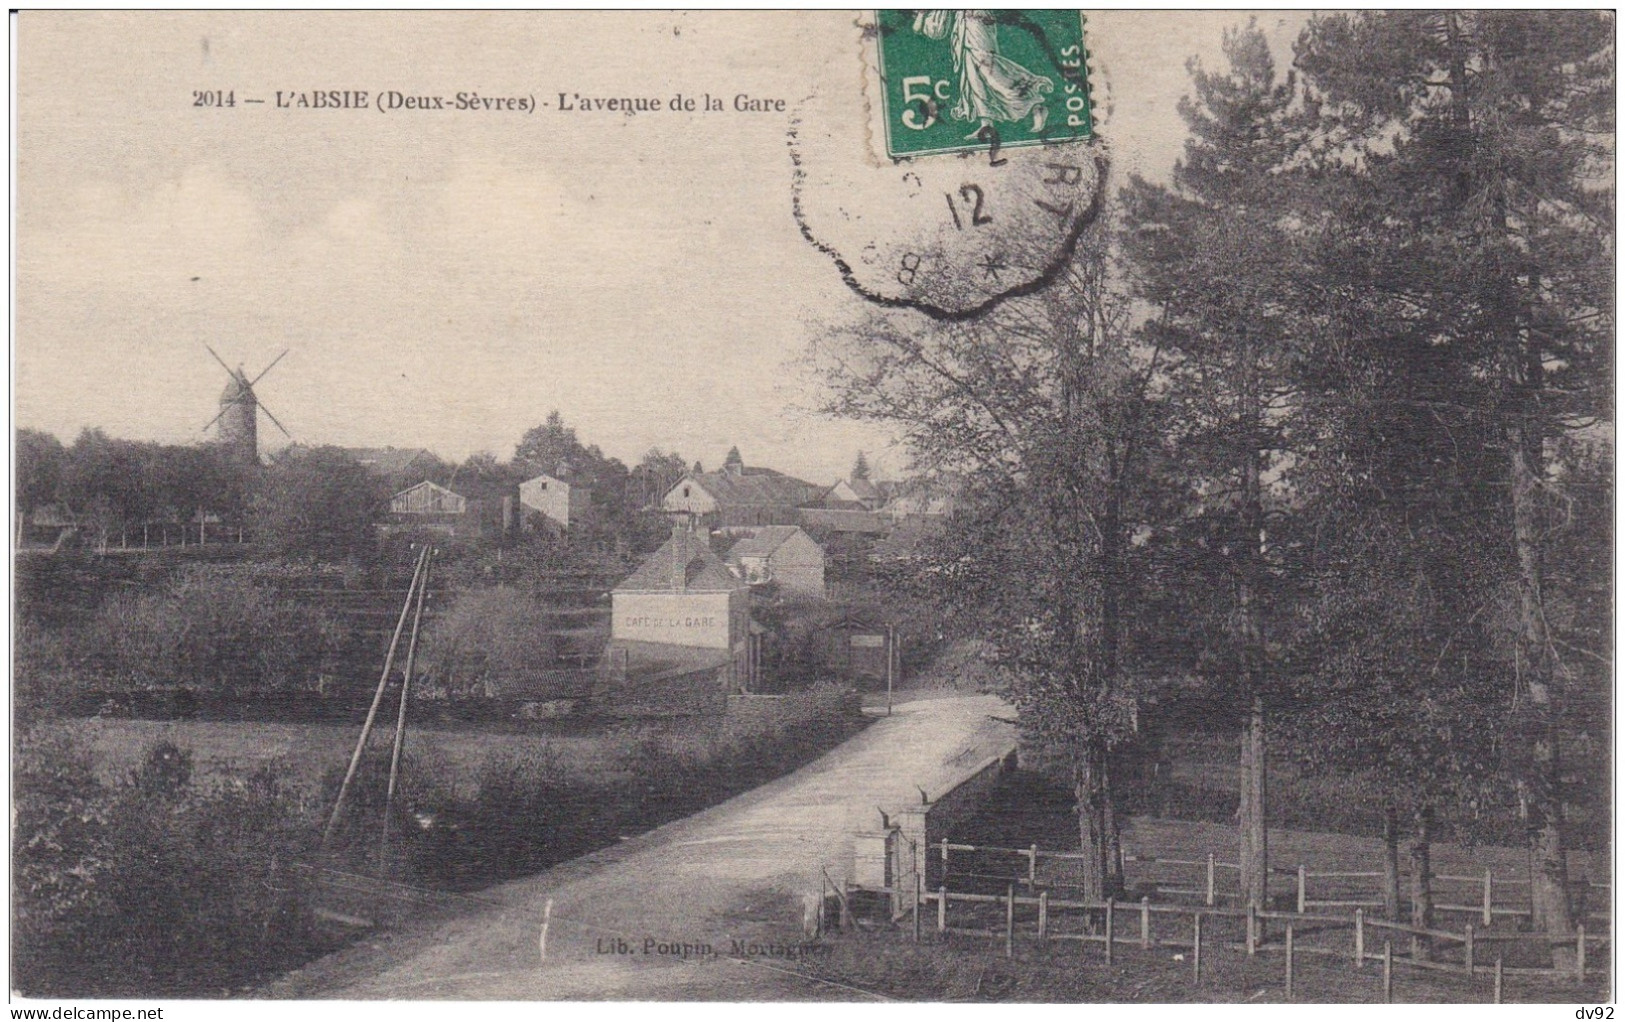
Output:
[
  {"xmin": 1576, "ymin": 922, "xmax": 1586, "ymax": 978},
  {"xmin": 1355, "ymin": 908, "xmax": 1365, "ymax": 969},
  {"xmin": 1005, "ymin": 885, "xmax": 1014, "ymax": 958},
  {"xmin": 1297, "ymin": 864, "xmax": 1307, "ymax": 914},
  {"xmin": 1038, "ymin": 891, "xmax": 1048, "ymax": 939},
  {"xmin": 1193, "ymin": 913, "xmax": 1202, "ymax": 984},
  {"xmin": 938, "ymin": 885, "xmax": 947, "ymax": 934},
  {"xmin": 1285, "ymin": 922, "xmax": 1295, "ymax": 1001},
  {"xmin": 819, "ymin": 873, "xmax": 826, "ymax": 938},
  {"xmin": 1028, "ymin": 844, "xmax": 1038, "ymax": 891},
  {"xmin": 1383, "ymin": 941, "xmax": 1393, "ymax": 1003},
  {"xmin": 941, "ymin": 838, "xmax": 949, "ymax": 885},
  {"xmin": 1493, "ymin": 956, "xmax": 1503, "ymax": 1004},
  {"xmin": 1206, "ymin": 852, "xmax": 1216, "ymax": 906},
  {"xmin": 1105, "ymin": 897, "xmax": 1115, "ymax": 965},
  {"xmin": 1464, "ymin": 923, "xmax": 1474, "ymax": 974},
  {"xmin": 1246, "ymin": 902, "xmax": 1257, "ymax": 955},
  {"xmin": 913, "ymin": 874, "xmax": 921, "ymax": 943},
  {"xmin": 1482, "ymin": 867, "xmax": 1493, "ymax": 928},
  {"xmin": 1141, "ymin": 896, "xmax": 1151, "ymax": 949}
]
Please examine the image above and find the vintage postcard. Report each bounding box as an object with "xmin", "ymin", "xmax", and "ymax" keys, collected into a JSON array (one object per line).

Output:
[{"xmin": 11, "ymin": 10, "xmax": 1614, "ymax": 1010}]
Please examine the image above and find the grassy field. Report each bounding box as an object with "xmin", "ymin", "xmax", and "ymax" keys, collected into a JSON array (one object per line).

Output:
[
  {"xmin": 815, "ymin": 767, "xmax": 1610, "ymax": 1003},
  {"xmin": 803, "ymin": 923, "xmax": 1609, "ymax": 1003},
  {"xmin": 48, "ymin": 704, "xmax": 824, "ymax": 802}
]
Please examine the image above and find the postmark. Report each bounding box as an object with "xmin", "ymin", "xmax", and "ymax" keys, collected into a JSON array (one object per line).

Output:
[{"xmin": 790, "ymin": 11, "xmax": 1108, "ymax": 321}]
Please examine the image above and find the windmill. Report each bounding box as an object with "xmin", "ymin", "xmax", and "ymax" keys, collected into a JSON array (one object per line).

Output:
[{"xmin": 201, "ymin": 345, "xmax": 292, "ymax": 465}]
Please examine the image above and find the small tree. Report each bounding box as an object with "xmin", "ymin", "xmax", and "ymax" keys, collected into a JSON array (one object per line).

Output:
[
  {"xmin": 850, "ymin": 450, "xmax": 871, "ymax": 482},
  {"xmin": 17, "ymin": 427, "xmax": 66, "ymax": 522},
  {"xmin": 514, "ymin": 410, "xmax": 588, "ymax": 476},
  {"xmin": 250, "ymin": 446, "xmax": 387, "ymax": 563},
  {"xmin": 422, "ymin": 586, "xmax": 568, "ymax": 698}
]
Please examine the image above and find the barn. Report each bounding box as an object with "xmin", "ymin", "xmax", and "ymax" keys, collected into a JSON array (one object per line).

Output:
[
  {"xmin": 724, "ymin": 525, "xmax": 826, "ymax": 601},
  {"xmin": 386, "ymin": 479, "xmax": 517, "ymax": 544}
]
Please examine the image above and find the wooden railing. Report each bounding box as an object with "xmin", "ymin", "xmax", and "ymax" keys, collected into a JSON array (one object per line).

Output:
[
  {"xmin": 836, "ymin": 875, "xmax": 1608, "ymax": 1000},
  {"xmin": 932, "ymin": 839, "xmax": 1610, "ymax": 926}
]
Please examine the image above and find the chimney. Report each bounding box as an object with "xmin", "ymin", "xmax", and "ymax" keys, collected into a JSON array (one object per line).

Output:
[{"xmin": 670, "ymin": 514, "xmax": 691, "ymax": 590}]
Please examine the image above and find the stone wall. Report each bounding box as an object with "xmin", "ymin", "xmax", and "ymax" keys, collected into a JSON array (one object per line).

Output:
[{"xmin": 871, "ymin": 744, "xmax": 1019, "ymax": 897}]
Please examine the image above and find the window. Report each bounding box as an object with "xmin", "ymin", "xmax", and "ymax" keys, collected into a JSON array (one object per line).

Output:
[{"xmin": 683, "ymin": 486, "xmax": 691, "ymax": 498}]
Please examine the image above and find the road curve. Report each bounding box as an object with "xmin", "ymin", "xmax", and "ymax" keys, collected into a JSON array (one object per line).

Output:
[{"xmin": 271, "ymin": 694, "xmax": 1015, "ymax": 1000}]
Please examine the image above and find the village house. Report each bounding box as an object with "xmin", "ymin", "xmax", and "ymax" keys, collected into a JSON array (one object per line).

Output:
[
  {"xmin": 661, "ymin": 447, "xmax": 823, "ymax": 528},
  {"xmin": 723, "ymin": 525, "xmax": 826, "ymax": 600},
  {"xmin": 386, "ymin": 478, "xmax": 517, "ymax": 544},
  {"xmin": 598, "ymin": 516, "xmax": 759, "ymax": 713},
  {"xmin": 818, "ymin": 476, "xmax": 888, "ymax": 511},
  {"xmin": 330, "ymin": 445, "xmax": 442, "ymax": 486},
  {"xmin": 518, "ymin": 470, "xmax": 592, "ymax": 533}
]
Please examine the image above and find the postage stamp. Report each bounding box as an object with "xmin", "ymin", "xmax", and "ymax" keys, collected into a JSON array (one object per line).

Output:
[{"xmin": 874, "ymin": 10, "xmax": 1093, "ymax": 160}]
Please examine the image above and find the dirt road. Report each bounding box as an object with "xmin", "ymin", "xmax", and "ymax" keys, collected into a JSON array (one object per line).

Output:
[{"xmin": 271, "ymin": 694, "xmax": 1015, "ymax": 1000}]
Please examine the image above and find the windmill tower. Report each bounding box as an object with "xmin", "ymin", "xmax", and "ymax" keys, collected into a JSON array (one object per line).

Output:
[{"xmin": 202, "ymin": 345, "xmax": 291, "ymax": 465}]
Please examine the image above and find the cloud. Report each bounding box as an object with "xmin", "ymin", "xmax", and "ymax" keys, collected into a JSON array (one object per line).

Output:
[{"xmin": 25, "ymin": 164, "xmax": 264, "ymax": 294}]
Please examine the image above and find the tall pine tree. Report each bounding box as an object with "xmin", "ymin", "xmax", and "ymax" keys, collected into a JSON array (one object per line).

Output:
[
  {"xmin": 1294, "ymin": 11, "xmax": 1613, "ymax": 957},
  {"xmin": 1122, "ymin": 23, "xmax": 1307, "ymax": 916}
]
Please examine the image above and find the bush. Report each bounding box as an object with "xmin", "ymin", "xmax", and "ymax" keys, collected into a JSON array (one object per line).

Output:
[
  {"xmin": 250, "ymin": 446, "xmax": 388, "ymax": 563},
  {"xmin": 422, "ymin": 586, "xmax": 588, "ymax": 698},
  {"xmin": 14, "ymin": 621, "xmax": 82, "ymax": 723},
  {"xmin": 13, "ymin": 733, "xmax": 324, "ymax": 996},
  {"xmin": 76, "ymin": 567, "xmax": 348, "ymax": 692},
  {"xmin": 317, "ymin": 738, "xmax": 454, "ymax": 832}
]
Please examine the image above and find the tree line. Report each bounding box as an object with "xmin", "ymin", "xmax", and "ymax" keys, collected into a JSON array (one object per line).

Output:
[
  {"xmin": 813, "ymin": 12, "xmax": 1611, "ymax": 960},
  {"xmin": 16, "ymin": 410, "xmax": 699, "ymax": 561}
]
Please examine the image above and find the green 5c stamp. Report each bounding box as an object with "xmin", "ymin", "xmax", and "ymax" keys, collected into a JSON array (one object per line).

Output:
[{"xmin": 876, "ymin": 10, "xmax": 1092, "ymax": 160}]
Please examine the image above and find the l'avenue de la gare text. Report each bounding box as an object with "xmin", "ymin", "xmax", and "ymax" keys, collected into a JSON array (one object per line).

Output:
[{"xmin": 557, "ymin": 92, "xmax": 786, "ymax": 114}]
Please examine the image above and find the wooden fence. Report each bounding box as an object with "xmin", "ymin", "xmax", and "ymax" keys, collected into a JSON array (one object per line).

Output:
[
  {"xmin": 933, "ymin": 839, "xmax": 1611, "ymax": 928},
  {"xmin": 834, "ymin": 876, "xmax": 1608, "ymax": 1001}
]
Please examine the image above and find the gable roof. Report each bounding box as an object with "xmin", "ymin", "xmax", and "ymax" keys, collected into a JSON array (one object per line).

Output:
[
  {"xmin": 393, "ymin": 477, "xmax": 515, "ymax": 505},
  {"xmin": 846, "ymin": 477, "xmax": 882, "ymax": 502},
  {"xmin": 339, "ymin": 446, "xmax": 437, "ymax": 477},
  {"xmin": 796, "ymin": 507, "xmax": 891, "ymax": 533},
  {"xmin": 520, "ymin": 471, "xmax": 586, "ymax": 490},
  {"xmin": 614, "ymin": 529, "xmax": 746, "ymax": 593},
  {"xmin": 669, "ymin": 467, "xmax": 821, "ymax": 509},
  {"xmin": 725, "ymin": 525, "xmax": 811, "ymax": 560},
  {"xmin": 393, "ymin": 479, "xmax": 459, "ymax": 501}
]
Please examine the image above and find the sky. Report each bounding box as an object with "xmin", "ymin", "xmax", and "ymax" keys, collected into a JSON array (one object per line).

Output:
[{"xmin": 15, "ymin": 11, "xmax": 1305, "ymax": 485}]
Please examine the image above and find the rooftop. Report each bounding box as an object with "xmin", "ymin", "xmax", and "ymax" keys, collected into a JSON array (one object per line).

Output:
[
  {"xmin": 337, "ymin": 446, "xmax": 437, "ymax": 477},
  {"xmin": 614, "ymin": 527, "xmax": 745, "ymax": 593},
  {"xmin": 725, "ymin": 525, "xmax": 809, "ymax": 559}
]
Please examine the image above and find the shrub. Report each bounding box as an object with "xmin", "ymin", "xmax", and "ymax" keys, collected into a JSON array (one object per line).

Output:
[
  {"xmin": 13, "ymin": 734, "xmax": 323, "ymax": 996},
  {"xmin": 421, "ymin": 586, "xmax": 583, "ymax": 698},
  {"xmin": 14, "ymin": 621, "xmax": 83, "ymax": 723},
  {"xmin": 76, "ymin": 567, "xmax": 347, "ymax": 693},
  {"xmin": 250, "ymin": 446, "xmax": 388, "ymax": 563}
]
